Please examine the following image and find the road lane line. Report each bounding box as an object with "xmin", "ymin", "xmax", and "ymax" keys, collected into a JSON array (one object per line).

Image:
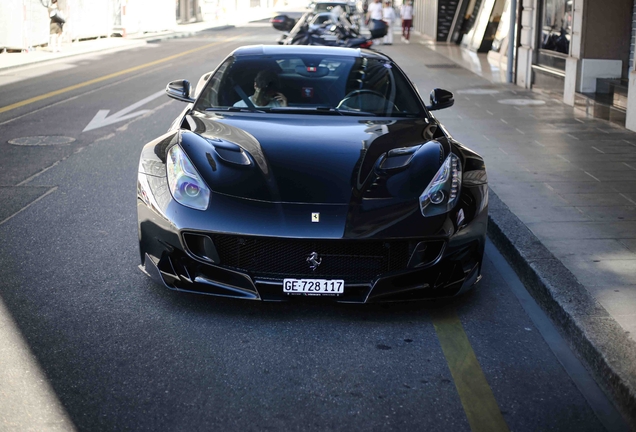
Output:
[
  {"xmin": 433, "ymin": 310, "xmax": 510, "ymax": 432},
  {"xmin": 0, "ymin": 36, "xmax": 242, "ymax": 115},
  {"xmin": 584, "ymin": 171, "xmax": 601, "ymax": 182},
  {"xmin": 16, "ymin": 161, "xmax": 61, "ymax": 186},
  {"xmin": 619, "ymin": 193, "xmax": 636, "ymax": 205},
  {"xmin": 0, "ymin": 186, "xmax": 58, "ymax": 226}
]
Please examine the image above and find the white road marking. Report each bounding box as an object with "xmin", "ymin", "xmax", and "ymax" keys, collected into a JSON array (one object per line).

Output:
[
  {"xmin": 620, "ymin": 193, "xmax": 636, "ymax": 205},
  {"xmin": 83, "ymin": 89, "xmax": 165, "ymax": 132},
  {"xmin": 584, "ymin": 171, "xmax": 601, "ymax": 182},
  {"xmin": 0, "ymin": 187, "xmax": 58, "ymax": 226},
  {"xmin": 557, "ymin": 155, "xmax": 570, "ymax": 163}
]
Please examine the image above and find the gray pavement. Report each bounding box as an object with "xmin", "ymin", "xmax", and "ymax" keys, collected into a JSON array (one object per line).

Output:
[{"xmin": 1, "ymin": 22, "xmax": 636, "ymax": 428}]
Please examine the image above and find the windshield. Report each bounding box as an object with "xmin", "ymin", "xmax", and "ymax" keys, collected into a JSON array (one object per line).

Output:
[{"xmin": 194, "ymin": 54, "xmax": 425, "ymax": 117}]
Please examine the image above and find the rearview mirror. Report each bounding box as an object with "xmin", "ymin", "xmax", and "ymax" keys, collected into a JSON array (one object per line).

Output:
[
  {"xmin": 166, "ymin": 79, "xmax": 195, "ymax": 103},
  {"xmin": 426, "ymin": 88, "xmax": 454, "ymax": 111}
]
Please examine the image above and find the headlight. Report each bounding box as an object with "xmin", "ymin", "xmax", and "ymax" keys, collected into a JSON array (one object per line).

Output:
[
  {"xmin": 166, "ymin": 145, "xmax": 210, "ymax": 211},
  {"xmin": 419, "ymin": 153, "xmax": 461, "ymax": 217}
]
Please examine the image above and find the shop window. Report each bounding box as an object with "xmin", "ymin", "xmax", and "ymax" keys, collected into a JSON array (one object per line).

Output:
[{"xmin": 538, "ymin": 0, "xmax": 572, "ymax": 69}]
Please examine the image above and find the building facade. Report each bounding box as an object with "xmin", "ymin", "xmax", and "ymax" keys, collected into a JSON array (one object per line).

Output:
[
  {"xmin": 411, "ymin": 0, "xmax": 636, "ymax": 131},
  {"xmin": 517, "ymin": 0, "xmax": 632, "ymax": 130}
]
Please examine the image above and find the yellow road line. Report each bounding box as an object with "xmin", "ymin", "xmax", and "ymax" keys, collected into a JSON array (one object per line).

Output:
[
  {"xmin": 0, "ymin": 36, "xmax": 240, "ymax": 115},
  {"xmin": 433, "ymin": 309, "xmax": 509, "ymax": 432}
]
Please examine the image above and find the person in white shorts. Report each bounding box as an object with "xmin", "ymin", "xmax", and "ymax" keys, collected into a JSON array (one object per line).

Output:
[{"xmin": 382, "ymin": 1, "xmax": 396, "ymax": 45}]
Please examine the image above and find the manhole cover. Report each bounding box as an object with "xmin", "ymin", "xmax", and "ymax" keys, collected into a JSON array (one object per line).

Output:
[
  {"xmin": 497, "ymin": 99, "xmax": 546, "ymax": 106},
  {"xmin": 8, "ymin": 136, "xmax": 76, "ymax": 146},
  {"xmin": 456, "ymin": 89, "xmax": 500, "ymax": 95},
  {"xmin": 425, "ymin": 64, "xmax": 459, "ymax": 69}
]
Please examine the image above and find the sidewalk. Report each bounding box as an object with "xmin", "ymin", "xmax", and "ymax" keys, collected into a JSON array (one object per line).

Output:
[
  {"xmin": 394, "ymin": 35, "xmax": 636, "ymax": 426},
  {"xmin": 1, "ymin": 21, "xmax": 636, "ymax": 427},
  {"xmin": 0, "ymin": 13, "xmax": 262, "ymax": 73}
]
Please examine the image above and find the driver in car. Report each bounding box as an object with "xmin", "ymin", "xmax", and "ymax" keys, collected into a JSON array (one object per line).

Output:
[{"xmin": 234, "ymin": 70, "xmax": 288, "ymax": 108}]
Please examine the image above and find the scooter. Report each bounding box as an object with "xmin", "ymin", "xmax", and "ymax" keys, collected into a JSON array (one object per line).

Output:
[{"xmin": 282, "ymin": 12, "xmax": 385, "ymax": 49}]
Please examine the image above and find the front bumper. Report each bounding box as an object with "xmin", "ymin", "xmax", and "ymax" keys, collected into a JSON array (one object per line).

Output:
[
  {"xmin": 137, "ymin": 173, "xmax": 488, "ymax": 303},
  {"xmin": 139, "ymin": 236, "xmax": 484, "ymax": 303}
]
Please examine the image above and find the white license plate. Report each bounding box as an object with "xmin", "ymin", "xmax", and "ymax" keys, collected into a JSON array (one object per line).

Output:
[{"xmin": 283, "ymin": 279, "xmax": 344, "ymax": 296}]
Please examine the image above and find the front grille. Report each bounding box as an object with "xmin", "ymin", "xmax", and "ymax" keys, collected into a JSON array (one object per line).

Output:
[{"xmin": 205, "ymin": 234, "xmax": 414, "ymax": 283}]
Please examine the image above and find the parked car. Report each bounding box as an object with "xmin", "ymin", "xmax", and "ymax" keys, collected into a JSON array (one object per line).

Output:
[{"xmin": 137, "ymin": 45, "xmax": 488, "ymax": 302}]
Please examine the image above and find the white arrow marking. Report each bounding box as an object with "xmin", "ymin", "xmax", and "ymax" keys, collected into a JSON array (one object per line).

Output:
[{"xmin": 83, "ymin": 90, "xmax": 166, "ymax": 132}]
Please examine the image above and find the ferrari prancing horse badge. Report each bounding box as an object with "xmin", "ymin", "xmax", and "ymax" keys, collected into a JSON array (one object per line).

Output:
[{"xmin": 311, "ymin": 213, "xmax": 320, "ymax": 223}]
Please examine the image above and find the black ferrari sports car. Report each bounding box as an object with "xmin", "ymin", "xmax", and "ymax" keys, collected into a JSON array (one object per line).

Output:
[{"xmin": 137, "ymin": 45, "xmax": 488, "ymax": 303}]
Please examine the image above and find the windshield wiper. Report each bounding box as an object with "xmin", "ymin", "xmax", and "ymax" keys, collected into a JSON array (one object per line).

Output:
[
  {"xmin": 205, "ymin": 107, "xmax": 266, "ymax": 113},
  {"xmin": 268, "ymin": 106, "xmax": 376, "ymax": 116},
  {"xmin": 333, "ymin": 107, "xmax": 377, "ymax": 116}
]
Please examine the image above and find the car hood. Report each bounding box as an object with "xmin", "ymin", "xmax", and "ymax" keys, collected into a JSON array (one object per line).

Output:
[{"xmin": 180, "ymin": 111, "xmax": 444, "ymax": 204}]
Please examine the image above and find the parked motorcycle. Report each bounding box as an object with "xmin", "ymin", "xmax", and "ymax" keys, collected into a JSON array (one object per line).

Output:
[{"xmin": 274, "ymin": 10, "xmax": 386, "ymax": 49}]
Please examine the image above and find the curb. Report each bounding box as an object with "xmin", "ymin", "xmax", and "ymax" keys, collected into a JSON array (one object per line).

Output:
[
  {"xmin": 140, "ymin": 24, "xmax": 236, "ymax": 43},
  {"xmin": 487, "ymin": 188, "xmax": 636, "ymax": 429}
]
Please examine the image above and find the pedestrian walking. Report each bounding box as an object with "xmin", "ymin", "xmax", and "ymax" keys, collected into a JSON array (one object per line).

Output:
[
  {"xmin": 382, "ymin": 1, "xmax": 396, "ymax": 45},
  {"xmin": 366, "ymin": 0, "xmax": 384, "ymax": 45},
  {"xmin": 400, "ymin": 0, "xmax": 413, "ymax": 43},
  {"xmin": 47, "ymin": 0, "xmax": 65, "ymax": 52}
]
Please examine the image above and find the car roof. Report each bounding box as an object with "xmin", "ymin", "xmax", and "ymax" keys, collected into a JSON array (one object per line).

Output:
[{"xmin": 232, "ymin": 45, "xmax": 389, "ymax": 60}]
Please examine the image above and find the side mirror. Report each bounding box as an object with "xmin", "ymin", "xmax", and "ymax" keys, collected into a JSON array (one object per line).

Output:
[
  {"xmin": 426, "ymin": 88, "xmax": 454, "ymax": 111},
  {"xmin": 166, "ymin": 79, "xmax": 195, "ymax": 103}
]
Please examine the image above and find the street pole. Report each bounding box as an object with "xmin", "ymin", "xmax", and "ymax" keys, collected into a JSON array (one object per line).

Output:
[{"xmin": 506, "ymin": 0, "xmax": 517, "ymax": 83}]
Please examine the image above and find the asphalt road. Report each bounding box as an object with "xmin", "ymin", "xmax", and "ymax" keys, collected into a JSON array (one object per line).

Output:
[{"xmin": 0, "ymin": 24, "xmax": 628, "ymax": 431}]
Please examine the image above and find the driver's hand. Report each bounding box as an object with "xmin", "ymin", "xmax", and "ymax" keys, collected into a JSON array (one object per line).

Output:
[{"xmin": 273, "ymin": 92, "xmax": 287, "ymax": 107}]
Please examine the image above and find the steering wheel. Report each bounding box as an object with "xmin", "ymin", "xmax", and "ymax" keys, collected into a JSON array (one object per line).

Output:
[{"xmin": 337, "ymin": 89, "xmax": 399, "ymax": 112}]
